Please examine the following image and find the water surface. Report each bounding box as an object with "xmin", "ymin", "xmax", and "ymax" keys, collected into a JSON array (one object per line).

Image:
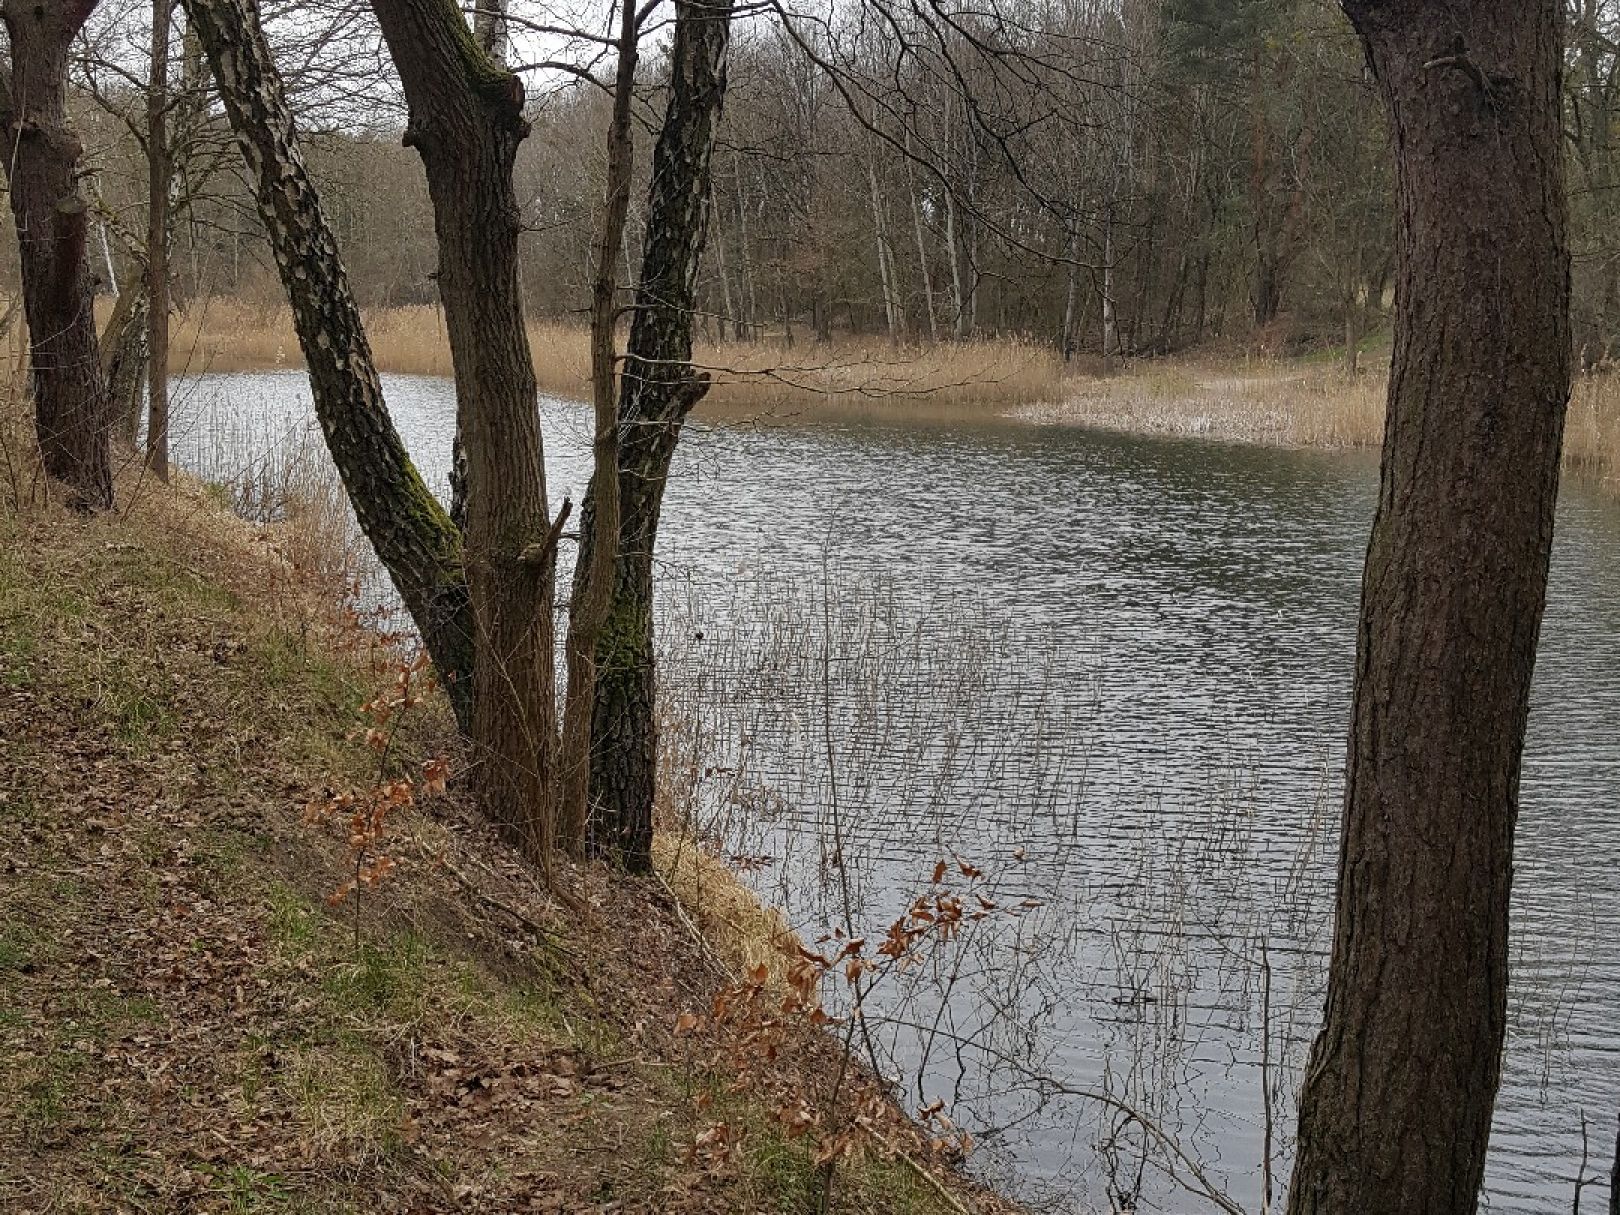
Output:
[{"xmin": 176, "ymin": 371, "xmax": 1620, "ymax": 1213}]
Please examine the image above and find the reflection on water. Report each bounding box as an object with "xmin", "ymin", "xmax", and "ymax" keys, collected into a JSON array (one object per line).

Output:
[{"xmin": 175, "ymin": 371, "xmax": 1620, "ymax": 1213}]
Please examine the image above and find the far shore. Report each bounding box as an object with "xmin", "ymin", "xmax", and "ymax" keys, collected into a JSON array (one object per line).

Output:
[{"xmin": 158, "ymin": 298, "xmax": 1620, "ymax": 486}]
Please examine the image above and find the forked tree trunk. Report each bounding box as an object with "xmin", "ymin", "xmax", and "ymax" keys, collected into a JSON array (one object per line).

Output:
[
  {"xmin": 1287, "ymin": 4, "xmax": 1570, "ymax": 1213},
  {"xmin": 1, "ymin": 0, "xmax": 114, "ymax": 511},
  {"xmin": 558, "ymin": 0, "xmax": 636, "ymax": 858},
  {"xmin": 182, "ymin": 0, "xmax": 475, "ymax": 732},
  {"xmin": 370, "ymin": 0, "xmax": 558, "ymax": 861},
  {"xmin": 578, "ymin": 0, "xmax": 733, "ymax": 871}
]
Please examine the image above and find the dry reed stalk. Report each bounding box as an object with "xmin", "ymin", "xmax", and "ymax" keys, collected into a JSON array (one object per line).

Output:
[
  {"xmin": 1022, "ymin": 360, "xmax": 1391, "ymax": 449},
  {"xmin": 166, "ymin": 299, "xmax": 1069, "ymax": 411},
  {"xmin": 1036, "ymin": 357, "xmax": 1620, "ymax": 486},
  {"xmin": 86, "ymin": 294, "xmax": 1620, "ymax": 486}
]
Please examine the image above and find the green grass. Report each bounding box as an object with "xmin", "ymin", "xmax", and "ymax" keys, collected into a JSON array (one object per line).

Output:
[
  {"xmin": 195, "ymin": 1162, "xmax": 294, "ymax": 1212},
  {"xmin": 0, "ymin": 921, "xmax": 44, "ymax": 971}
]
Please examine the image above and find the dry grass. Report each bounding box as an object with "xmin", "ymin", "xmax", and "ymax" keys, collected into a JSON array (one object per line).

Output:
[
  {"xmin": 1025, "ymin": 359, "xmax": 1390, "ymax": 449},
  {"xmin": 170, "ymin": 298, "xmax": 1069, "ymax": 413},
  {"xmin": 85, "ymin": 292, "xmax": 1620, "ymax": 489},
  {"xmin": 1028, "ymin": 356, "xmax": 1620, "ymax": 487},
  {"xmin": 0, "ymin": 433, "xmax": 1001, "ymax": 1215},
  {"xmin": 1564, "ymin": 372, "xmax": 1620, "ymax": 482},
  {"xmin": 652, "ymin": 833, "xmax": 801, "ymax": 986}
]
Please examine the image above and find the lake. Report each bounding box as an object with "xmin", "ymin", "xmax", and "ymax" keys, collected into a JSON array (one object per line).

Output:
[{"xmin": 174, "ymin": 370, "xmax": 1620, "ymax": 1213}]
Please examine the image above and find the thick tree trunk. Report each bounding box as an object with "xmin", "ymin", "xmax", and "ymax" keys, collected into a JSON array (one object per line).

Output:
[
  {"xmin": 369, "ymin": 0, "xmax": 557, "ymax": 861},
  {"xmin": 450, "ymin": 0, "xmax": 507, "ymax": 534},
  {"xmin": 1287, "ymin": 5, "xmax": 1570, "ymax": 1213},
  {"xmin": 1, "ymin": 0, "xmax": 114, "ymax": 511},
  {"xmin": 182, "ymin": 0, "xmax": 475, "ymax": 731},
  {"xmin": 578, "ymin": 0, "xmax": 733, "ymax": 871},
  {"xmin": 558, "ymin": 0, "xmax": 636, "ymax": 858},
  {"xmin": 146, "ymin": 0, "xmax": 173, "ymax": 481}
]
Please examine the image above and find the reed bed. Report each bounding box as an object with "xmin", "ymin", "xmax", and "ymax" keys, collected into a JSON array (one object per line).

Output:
[
  {"xmin": 169, "ymin": 298, "xmax": 1068, "ymax": 413},
  {"xmin": 1021, "ymin": 361, "xmax": 1390, "ymax": 449},
  {"xmin": 1024, "ymin": 358, "xmax": 1620, "ymax": 487},
  {"xmin": 153, "ymin": 296, "xmax": 1620, "ymax": 486}
]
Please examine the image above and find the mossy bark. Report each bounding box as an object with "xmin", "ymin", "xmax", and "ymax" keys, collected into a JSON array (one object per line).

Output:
[
  {"xmin": 370, "ymin": 0, "xmax": 557, "ymax": 862},
  {"xmin": 181, "ymin": 0, "xmax": 475, "ymax": 731},
  {"xmin": 576, "ymin": 0, "xmax": 735, "ymax": 871}
]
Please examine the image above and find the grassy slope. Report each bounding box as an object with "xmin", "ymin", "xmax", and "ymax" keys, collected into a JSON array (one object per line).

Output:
[{"xmin": 0, "ymin": 483, "xmax": 1004, "ymax": 1215}]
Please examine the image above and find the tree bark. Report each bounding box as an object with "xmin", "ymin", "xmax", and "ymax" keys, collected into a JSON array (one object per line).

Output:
[
  {"xmin": 369, "ymin": 0, "xmax": 558, "ymax": 861},
  {"xmin": 558, "ymin": 0, "xmax": 636, "ymax": 858},
  {"xmin": 904, "ymin": 130, "xmax": 939, "ymax": 345},
  {"xmin": 472, "ymin": 0, "xmax": 506, "ymax": 63},
  {"xmin": 866, "ymin": 133, "xmax": 902, "ymax": 342},
  {"xmin": 1287, "ymin": 5, "xmax": 1570, "ymax": 1213},
  {"xmin": 181, "ymin": 0, "xmax": 475, "ymax": 732},
  {"xmin": 578, "ymin": 0, "xmax": 733, "ymax": 871},
  {"xmin": 101, "ymin": 282, "xmax": 149, "ymax": 446},
  {"xmin": 1, "ymin": 0, "xmax": 114, "ymax": 511},
  {"xmin": 1101, "ymin": 202, "xmax": 1117, "ymax": 373},
  {"xmin": 146, "ymin": 0, "xmax": 173, "ymax": 481},
  {"xmin": 450, "ymin": 0, "xmax": 507, "ymax": 534}
]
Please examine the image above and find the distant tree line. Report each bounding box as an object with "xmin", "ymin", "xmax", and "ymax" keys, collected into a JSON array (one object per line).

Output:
[{"xmin": 13, "ymin": 1, "xmax": 1620, "ymax": 369}]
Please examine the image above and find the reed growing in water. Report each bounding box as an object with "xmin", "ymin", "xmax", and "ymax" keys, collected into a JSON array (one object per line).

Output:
[{"xmin": 151, "ymin": 297, "xmax": 1620, "ymax": 484}]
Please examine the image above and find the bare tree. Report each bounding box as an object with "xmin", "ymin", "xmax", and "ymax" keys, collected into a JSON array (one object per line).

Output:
[
  {"xmin": 579, "ymin": 0, "xmax": 735, "ymax": 869},
  {"xmin": 1, "ymin": 0, "xmax": 114, "ymax": 509},
  {"xmin": 368, "ymin": 0, "xmax": 559, "ymax": 859},
  {"xmin": 145, "ymin": 0, "xmax": 172, "ymax": 479},
  {"xmin": 1288, "ymin": 2, "xmax": 1571, "ymax": 1211},
  {"xmin": 180, "ymin": 0, "xmax": 476, "ymax": 734}
]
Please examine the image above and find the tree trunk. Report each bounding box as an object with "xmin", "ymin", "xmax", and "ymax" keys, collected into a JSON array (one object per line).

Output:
[
  {"xmin": 182, "ymin": 0, "xmax": 475, "ymax": 732},
  {"xmin": 449, "ymin": 0, "xmax": 508, "ymax": 535},
  {"xmin": 1342, "ymin": 291, "xmax": 1358, "ymax": 379},
  {"xmin": 1, "ymin": 0, "xmax": 114, "ymax": 511},
  {"xmin": 558, "ymin": 0, "xmax": 636, "ymax": 858},
  {"xmin": 712, "ymin": 190, "xmax": 735, "ymax": 340},
  {"xmin": 1060, "ymin": 220, "xmax": 1081, "ymax": 361},
  {"xmin": 369, "ymin": 0, "xmax": 558, "ymax": 861},
  {"xmin": 579, "ymin": 0, "xmax": 733, "ymax": 871},
  {"xmin": 101, "ymin": 282, "xmax": 149, "ymax": 446},
  {"xmin": 1101, "ymin": 203, "xmax": 1117, "ymax": 374},
  {"xmin": 944, "ymin": 187, "xmax": 967, "ymax": 341},
  {"xmin": 1250, "ymin": 44, "xmax": 1283, "ymax": 330},
  {"xmin": 904, "ymin": 130, "xmax": 938, "ymax": 344},
  {"xmin": 733, "ymin": 152, "xmax": 758, "ymax": 339},
  {"xmin": 866, "ymin": 138, "xmax": 902, "ymax": 343},
  {"xmin": 1287, "ymin": 5, "xmax": 1570, "ymax": 1213},
  {"xmin": 146, "ymin": 0, "xmax": 173, "ymax": 481},
  {"xmin": 472, "ymin": 0, "xmax": 506, "ymax": 62}
]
